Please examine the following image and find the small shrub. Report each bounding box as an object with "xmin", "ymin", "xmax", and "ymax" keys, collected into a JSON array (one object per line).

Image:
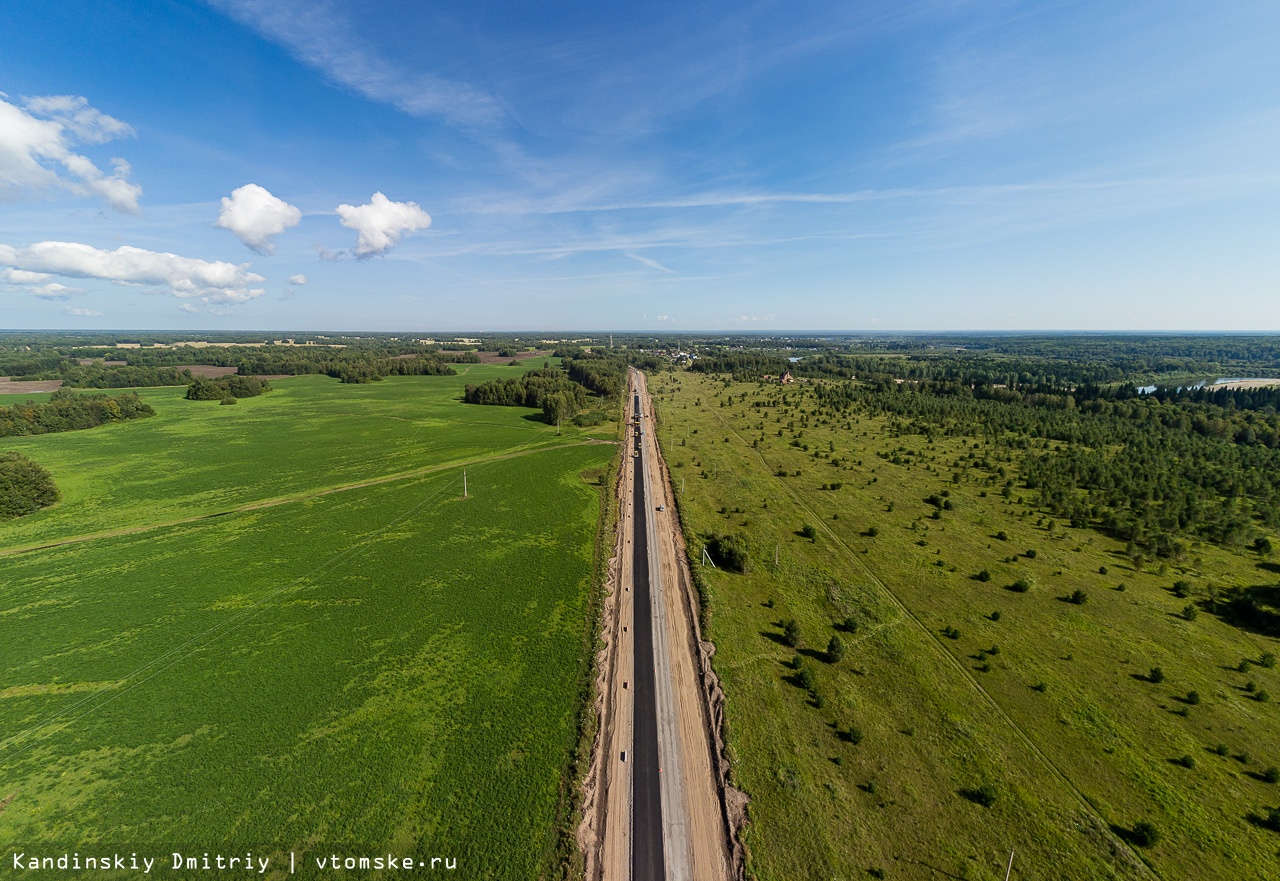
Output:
[
  {"xmin": 977, "ymin": 569, "xmax": 992, "ymax": 582},
  {"xmin": 989, "ymin": 610, "xmax": 1002, "ymax": 622},
  {"xmin": 1010, "ymin": 578, "xmax": 1031, "ymax": 593},
  {"xmin": 846, "ymin": 724, "xmax": 864, "ymax": 745},
  {"xmin": 1130, "ymin": 821, "xmax": 1161, "ymax": 848},
  {"xmin": 942, "ymin": 625, "xmax": 961, "ymax": 640},
  {"xmin": 800, "ymin": 523, "xmax": 817, "ymax": 540},
  {"xmin": 963, "ymin": 782, "xmax": 998, "ymax": 808},
  {"xmin": 1025, "ymin": 548, "xmax": 1037, "ymax": 559},
  {"xmin": 1032, "ymin": 682, "xmax": 1048, "ymax": 693},
  {"xmin": 825, "ymin": 635, "xmax": 846, "ymax": 664},
  {"xmin": 782, "ymin": 619, "xmax": 801, "ymax": 648},
  {"xmin": 1181, "ymin": 603, "xmax": 1198, "ymax": 621},
  {"xmin": 1176, "ymin": 754, "xmax": 1196, "ymax": 769},
  {"xmin": 1257, "ymin": 689, "xmax": 1271, "ymax": 703},
  {"xmin": 995, "ymin": 530, "xmax": 1009, "ymax": 541},
  {"xmin": 1240, "ymin": 659, "xmax": 1253, "ymax": 674},
  {"xmin": 1099, "ymin": 565, "xmax": 1109, "ymax": 575},
  {"xmin": 1172, "ymin": 580, "xmax": 1192, "ymax": 598},
  {"xmin": 1069, "ymin": 589, "xmax": 1088, "ymax": 605},
  {"xmin": 1213, "ymin": 743, "xmax": 1230, "ymax": 756},
  {"xmin": 1149, "ymin": 667, "xmax": 1165, "ymax": 684},
  {"xmin": 1186, "ymin": 690, "xmax": 1201, "ymax": 705},
  {"xmin": 1261, "ymin": 652, "xmax": 1277, "ymax": 669},
  {"xmin": 1262, "ymin": 766, "xmax": 1280, "ymax": 784},
  {"xmin": 1262, "ymin": 808, "xmax": 1280, "ymax": 833}
]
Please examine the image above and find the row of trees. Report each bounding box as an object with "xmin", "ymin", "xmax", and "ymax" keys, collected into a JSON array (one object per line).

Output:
[{"xmin": 0, "ymin": 389, "xmax": 154, "ymax": 437}]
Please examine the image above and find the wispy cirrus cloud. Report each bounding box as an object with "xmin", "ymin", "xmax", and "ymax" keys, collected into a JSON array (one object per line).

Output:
[{"xmin": 206, "ymin": 0, "xmax": 504, "ymax": 129}]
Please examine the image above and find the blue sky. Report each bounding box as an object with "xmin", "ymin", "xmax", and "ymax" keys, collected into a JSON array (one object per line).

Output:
[{"xmin": 1, "ymin": 0, "xmax": 1278, "ymax": 331}]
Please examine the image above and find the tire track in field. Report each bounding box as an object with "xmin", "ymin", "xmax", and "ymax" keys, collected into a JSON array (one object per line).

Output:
[
  {"xmin": 684, "ymin": 389, "xmax": 1162, "ymax": 881},
  {"xmin": 0, "ymin": 439, "xmax": 616, "ymax": 559}
]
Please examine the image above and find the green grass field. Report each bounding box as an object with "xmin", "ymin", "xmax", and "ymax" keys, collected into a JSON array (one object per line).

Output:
[
  {"xmin": 650, "ymin": 371, "xmax": 1280, "ymax": 881},
  {"xmin": 0, "ymin": 369, "xmax": 616, "ymax": 878},
  {"xmin": 0, "ymin": 366, "xmax": 600, "ymax": 550}
]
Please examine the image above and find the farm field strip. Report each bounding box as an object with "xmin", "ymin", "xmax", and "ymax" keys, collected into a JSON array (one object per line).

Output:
[
  {"xmin": 0, "ymin": 437, "xmax": 612, "ymax": 558},
  {"xmin": 0, "ymin": 371, "xmax": 608, "ymax": 548},
  {"xmin": 1, "ymin": 443, "xmax": 615, "ymax": 878},
  {"xmin": 1, "ymin": 370, "xmax": 624, "ymax": 878},
  {"xmin": 3, "ymin": 454, "xmax": 491, "ymax": 758}
]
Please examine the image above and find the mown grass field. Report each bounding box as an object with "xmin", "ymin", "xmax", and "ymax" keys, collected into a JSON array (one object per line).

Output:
[
  {"xmin": 650, "ymin": 371, "xmax": 1280, "ymax": 881},
  {"xmin": 0, "ymin": 369, "xmax": 616, "ymax": 878}
]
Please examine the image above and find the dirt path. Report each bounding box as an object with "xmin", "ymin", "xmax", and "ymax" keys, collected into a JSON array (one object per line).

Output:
[{"xmin": 0, "ymin": 440, "xmax": 614, "ymax": 559}]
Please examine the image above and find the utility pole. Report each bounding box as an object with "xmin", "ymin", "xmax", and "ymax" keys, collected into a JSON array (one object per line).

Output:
[
  {"xmin": 1004, "ymin": 849, "xmax": 1015, "ymax": 881},
  {"xmin": 463, "ymin": 470, "xmax": 468, "ymax": 499}
]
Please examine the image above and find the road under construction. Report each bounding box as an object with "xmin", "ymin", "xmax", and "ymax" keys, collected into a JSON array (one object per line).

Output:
[{"xmin": 580, "ymin": 369, "xmax": 738, "ymax": 881}]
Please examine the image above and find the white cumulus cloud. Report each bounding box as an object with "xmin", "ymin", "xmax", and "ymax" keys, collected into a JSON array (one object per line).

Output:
[
  {"xmin": 2, "ymin": 268, "xmax": 53, "ymax": 284},
  {"xmin": 216, "ymin": 183, "xmax": 302, "ymax": 253},
  {"xmin": 0, "ymin": 95, "xmax": 141, "ymax": 212},
  {"xmin": 0, "ymin": 241, "xmax": 265, "ymax": 305},
  {"xmin": 288, "ymin": 273, "xmax": 308, "ymax": 285},
  {"xmin": 66, "ymin": 307, "xmax": 103, "ymax": 317},
  {"xmin": 29, "ymin": 282, "xmax": 83, "ymax": 301},
  {"xmin": 336, "ymin": 192, "xmax": 431, "ymax": 256}
]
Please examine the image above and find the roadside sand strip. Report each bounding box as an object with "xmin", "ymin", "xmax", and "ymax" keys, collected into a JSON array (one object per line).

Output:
[{"xmin": 639, "ymin": 371, "xmax": 736, "ymax": 881}]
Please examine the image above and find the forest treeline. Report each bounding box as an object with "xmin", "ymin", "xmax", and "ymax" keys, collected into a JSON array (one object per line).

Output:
[
  {"xmin": 0, "ymin": 389, "xmax": 154, "ymax": 438},
  {"xmin": 2, "ymin": 346, "xmax": 456, "ymax": 388},
  {"xmin": 464, "ymin": 368, "xmax": 588, "ymax": 424}
]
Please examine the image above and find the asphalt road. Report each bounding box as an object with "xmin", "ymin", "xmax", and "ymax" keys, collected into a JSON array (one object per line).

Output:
[{"xmin": 631, "ymin": 393, "xmax": 666, "ymax": 881}]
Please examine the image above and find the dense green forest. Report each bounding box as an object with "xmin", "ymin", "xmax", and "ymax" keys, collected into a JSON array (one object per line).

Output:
[
  {"xmin": 0, "ymin": 389, "xmax": 155, "ymax": 438},
  {"xmin": 464, "ymin": 368, "xmax": 589, "ymax": 424},
  {"xmin": 0, "ymin": 451, "xmax": 59, "ymax": 519}
]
